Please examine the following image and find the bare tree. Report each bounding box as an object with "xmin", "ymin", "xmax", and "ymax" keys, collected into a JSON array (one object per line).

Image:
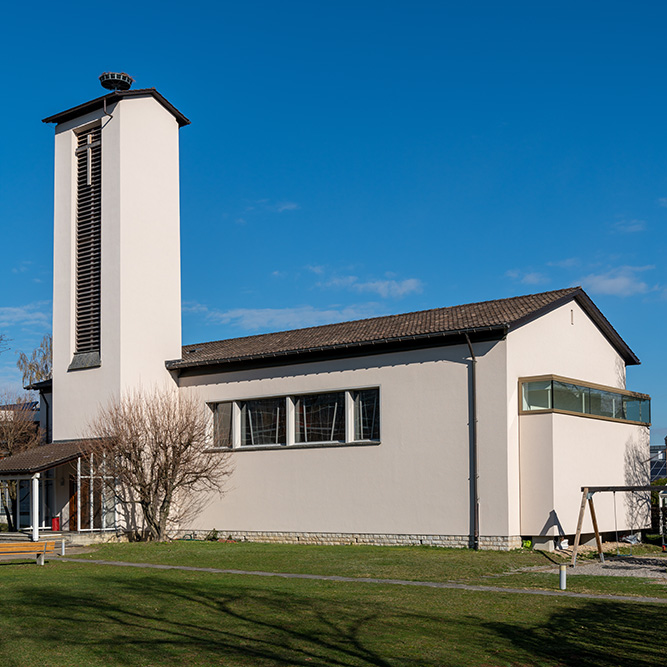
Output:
[
  {"xmin": 0, "ymin": 391, "xmax": 42, "ymax": 531},
  {"xmin": 16, "ymin": 333, "xmax": 52, "ymax": 387},
  {"xmin": 90, "ymin": 386, "xmax": 232, "ymax": 541}
]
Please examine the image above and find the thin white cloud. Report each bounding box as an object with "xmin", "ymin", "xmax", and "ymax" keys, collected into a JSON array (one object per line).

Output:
[
  {"xmin": 11, "ymin": 261, "xmax": 33, "ymax": 275},
  {"xmin": 355, "ymin": 278, "xmax": 423, "ymax": 298},
  {"xmin": 182, "ymin": 301, "xmax": 209, "ymax": 314},
  {"xmin": 505, "ymin": 270, "xmax": 548, "ymax": 285},
  {"xmin": 320, "ymin": 274, "xmax": 423, "ymax": 299},
  {"xmin": 242, "ymin": 199, "xmax": 300, "ymax": 215},
  {"xmin": 658, "ymin": 198, "xmax": 667, "ymax": 208},
  {"xmin": 611, "ymin": 219, "xmax": 646, "ymax": 233},
  {"xmin": 207, "ymin": 304, "xmax": 384, "ymax": 331},
  {"xmin": 0, "ymin": 301, "xmax": 51, "ymax": 328},
  {"xmin": 274, "ymin": 201, "xmax": 300, "ymax": 212},
  {"xmin": 547, "ymin": 258, "xmax": 580, "ymax": 269},
  {"xmin": 580, "ymin": 266, "xmax": 655, "ymax": 297}
]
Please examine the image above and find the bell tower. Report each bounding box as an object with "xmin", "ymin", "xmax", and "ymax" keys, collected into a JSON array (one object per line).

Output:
[{"xmin": 43, "ymin": 74, "xmax": 190, "ymax": 440}]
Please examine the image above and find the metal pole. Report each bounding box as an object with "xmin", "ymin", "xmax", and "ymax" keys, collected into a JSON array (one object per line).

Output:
[{"xmin": 559, "ymin": 564, "xmax": 567, "ymax": 590}]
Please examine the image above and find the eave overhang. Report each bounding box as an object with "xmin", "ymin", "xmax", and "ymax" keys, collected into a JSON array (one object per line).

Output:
[
  {"xmin": 166, "ymin": 325, "xmax": 509, "ymax": 378},
  {"xmin": 42, "ymin": 88, "xmax": 190, "ymax": 128}
]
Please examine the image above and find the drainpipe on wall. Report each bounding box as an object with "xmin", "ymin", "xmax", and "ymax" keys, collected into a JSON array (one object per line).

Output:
[{"xmin": 465, "ymin": 333, "xmax": 480, "ymax": 550}]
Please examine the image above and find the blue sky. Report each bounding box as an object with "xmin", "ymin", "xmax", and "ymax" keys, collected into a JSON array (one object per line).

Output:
[{"xmin": 0, "ymin": 2, "xmax": 665, "ymax": 442}]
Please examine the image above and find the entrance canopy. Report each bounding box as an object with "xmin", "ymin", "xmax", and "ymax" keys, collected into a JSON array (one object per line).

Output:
[
  {"xmin": 0, "ymin": 440, "xmax": 90, "ymax": 476},
  {"xmin": 0, "ymin": 440, "xmax": 98, "ymax": 541}
]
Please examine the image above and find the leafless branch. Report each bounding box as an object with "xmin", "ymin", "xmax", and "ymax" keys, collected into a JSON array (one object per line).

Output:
[{"xmin": 89, "ymin": 386, "xmax": 232, "ymax": 541}]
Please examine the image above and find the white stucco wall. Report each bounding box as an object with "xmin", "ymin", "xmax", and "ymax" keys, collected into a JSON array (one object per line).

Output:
[
  {"xmin": 520, "ymin": 413, "xmax": 650, "ymax": 536},
  {"xmin": 508, "ymin": 300, "xmax": 649, "ymax": 540},
  {"xmin": 51, "ymin": 94, "xmax": 182, "ymax": 441},
  {"xmin": 180, "ymin": 340, "xmax": 511, "ymax": 539}
]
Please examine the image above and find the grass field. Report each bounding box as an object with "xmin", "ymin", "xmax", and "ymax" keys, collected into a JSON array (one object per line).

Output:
[
  {"xmin": 74, "ymin": 540, "xmax": 667, "ymax": 599},
  {"xmin": 0, "ymin": 542, "xmax": 664, "ymax": 666}
]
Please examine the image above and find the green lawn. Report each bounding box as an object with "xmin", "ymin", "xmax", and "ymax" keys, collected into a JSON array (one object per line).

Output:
[
  {"xmin": 73, "ymin": 540, "xmax": 667, "ymax": 598},
  {"xmin": 0, "ymin": 558, "xmax": 664, "ymax": 667},
  {"xmin": 75, "ymin": 540, "xmax": 551, "ymax": 581}
]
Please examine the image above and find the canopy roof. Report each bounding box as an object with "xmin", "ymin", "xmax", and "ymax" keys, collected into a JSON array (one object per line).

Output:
[{"xmin": 0, "ymin": 440, "xmax": 91, "ymax": 475}]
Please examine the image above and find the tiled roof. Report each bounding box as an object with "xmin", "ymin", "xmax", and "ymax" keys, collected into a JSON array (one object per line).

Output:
[
  {"xmin": 0, "ymin": 440, "xmax": 91, "ymax": 475},
  {"xmin": 167, "ymin": 287, "xmax": 638, "ymax": 372}
]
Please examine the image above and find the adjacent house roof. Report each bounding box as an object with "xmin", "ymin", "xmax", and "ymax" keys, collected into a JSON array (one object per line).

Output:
[
  {"xmin": 0, "ymin": 440, "xmax": 91, "ymax": 475},
  {"xmin": 167, "ymin": 287, "xmax": 640, "ymax": 375},
  {"xmin": 42, "ymin": 89, "xmax": 190, "ymax": 128}
]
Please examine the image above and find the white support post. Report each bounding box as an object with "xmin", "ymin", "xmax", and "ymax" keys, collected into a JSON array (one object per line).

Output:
[
  {"xmin": 345, "ymin": 391, "xmax": 355, "ymax": 443},
  {"xmin": 232, "ymin": 402, "xmax": 242, "ymax": 449},
  {"xmin": 30, "ymin": 474, "xmax": 40, "ymax": 542},
  {"xmin": 286, "ymin": 397, "xmax": 295, "ymax": 446},
  {"xmin": 15, "ymin": 481, "xmax": 20, "ymax": 531},
  {"xmin": 76, "ymin": 457, "xmax": 81, "ymax": 532}
]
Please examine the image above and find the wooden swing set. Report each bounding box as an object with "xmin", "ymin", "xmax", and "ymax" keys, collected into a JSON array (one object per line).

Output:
[{"xmin": 571, "ymin": 484, "xmax": 667, "ymax": 566}]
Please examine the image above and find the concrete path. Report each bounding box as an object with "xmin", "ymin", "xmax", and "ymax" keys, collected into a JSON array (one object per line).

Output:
[{"xmin": 58, "ymin": 557, "xmax": 667, "ymax": 605}]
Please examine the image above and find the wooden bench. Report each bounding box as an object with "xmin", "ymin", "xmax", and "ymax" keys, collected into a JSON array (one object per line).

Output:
[{"xmin": 0, "ymin": 541, "xmax": 57, "ymax": 565}]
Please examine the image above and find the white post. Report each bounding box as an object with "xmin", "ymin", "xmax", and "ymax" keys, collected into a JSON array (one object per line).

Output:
[
  {"xmin": 77, "ymin": 457, "xmax": 81, "ymax": 532},
  {"xmin": 15, "ymin": 481, "xmax": 20, "ymax": 531},
  {"xmin": 345, "ymin": 391, "xmax": 355, "ymax": 443},
  {"xmin": 30, "ymin": 474, "xmax": 40, "ymax": 542}
]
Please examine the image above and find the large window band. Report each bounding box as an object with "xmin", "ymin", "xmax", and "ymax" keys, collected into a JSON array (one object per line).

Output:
[
  {"xmin": 520, "ymin": 375, "xmax": 650, "ymax": 425},
  {"xmin": 212, "ymin": 388, "xmax": 380, "ymax": 449}
]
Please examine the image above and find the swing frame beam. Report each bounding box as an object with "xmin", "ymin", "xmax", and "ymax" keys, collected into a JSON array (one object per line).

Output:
[{"xmin": 571, "ymin": 485, "xmax": 667, "ymax": 566}]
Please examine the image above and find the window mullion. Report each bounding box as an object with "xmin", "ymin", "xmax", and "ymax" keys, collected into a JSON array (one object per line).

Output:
[
  {"xmin": 345, "ymin": 391, "xmax": 355, "ymax": 443},
  {"xmin": 232, "ymin": 402, "xmax": 241, "ymax": 449},
  {"xmin": 286, "ymin": 397, "xmax": 295, "ymax": 446}
]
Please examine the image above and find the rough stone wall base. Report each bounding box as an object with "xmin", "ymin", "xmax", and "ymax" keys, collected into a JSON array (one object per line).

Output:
[{"xmin": 180, "ymin": 530, "xmax": 523, "ymax": 551}]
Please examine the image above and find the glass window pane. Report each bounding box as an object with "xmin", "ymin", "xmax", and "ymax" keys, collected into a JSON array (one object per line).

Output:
[
  {"xmin": 623, "ymin": 396, "xmax": 641, "ymax": 422},
  {"xmin": 240, "ymin": 398, "xmax": 286, "ymax": 446},
  {"xmin": 213, "ymin": 402, "xmax": 233, "ymax": 448},
  {"xmin": 80, "ymin": 455, "xmax": 91, "ymax": 477},
  {"xmin": 553, "ymin": 382, "xmax": 588, "ymax": 414},
  {"xmin": 295, "ymin": 392, "xmax": 345, "ymax": 443},
  {"xmin": 588, "ymin": 389, "xmax": 621, "ymax": 419},
  {"xmin": 103, "ymin": 483, "xmax": 115, "ymax": 529},
  {"xmin": 353, "ymin": 389, "xmax": 380, "ymax": 441},
  {"xmin": 521, "ymin": 381, "xmax": 551, "ymax": 411}
]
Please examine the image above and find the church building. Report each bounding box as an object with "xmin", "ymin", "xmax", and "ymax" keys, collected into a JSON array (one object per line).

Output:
[{"xmin": 0, "ymin": 77, "xmax": 652, "ymax": 550}]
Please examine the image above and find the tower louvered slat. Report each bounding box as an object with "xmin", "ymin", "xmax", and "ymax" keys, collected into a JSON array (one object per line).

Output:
[{"xmin": 75, "ymin": 126, "xmax": 102, "ymax": 354}]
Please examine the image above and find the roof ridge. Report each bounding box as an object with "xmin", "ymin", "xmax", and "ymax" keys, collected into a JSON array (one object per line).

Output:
[{"xmin": 182, "ymin": 286, "xmax": 581, "ymax": 350}]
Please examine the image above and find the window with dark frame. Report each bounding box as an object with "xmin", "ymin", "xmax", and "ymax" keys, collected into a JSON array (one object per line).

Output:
[{"xmin": 211, "ymin": 388, "xmax": 380, "ymax": 449}]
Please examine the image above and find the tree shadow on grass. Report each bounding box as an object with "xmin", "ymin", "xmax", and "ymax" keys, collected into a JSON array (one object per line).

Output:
[
  {"xmin": 0, "ymin": 572, "xmax": 430, "ymax": 666},
  {"xmin": 0, "ymin": 569, "xmax": 664, "ymax": 667},
  {"xmin": 485, "ymin": 599, "xmax": 664, "ymax": 667}
]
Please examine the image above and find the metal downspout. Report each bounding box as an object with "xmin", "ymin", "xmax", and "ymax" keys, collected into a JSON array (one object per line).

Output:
[{"xmin": 465, "ymin": 333, "xmax": 480, "ymax": 550}]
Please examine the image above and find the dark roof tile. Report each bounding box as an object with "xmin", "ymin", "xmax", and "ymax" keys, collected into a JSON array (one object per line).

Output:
[
  {"xmin": 0, "ymin": 440, "xmax": 91, "ymax": 475},
  {"xmin": 168, "ymin": 287, "xmax": 638, "ymax": 372}
]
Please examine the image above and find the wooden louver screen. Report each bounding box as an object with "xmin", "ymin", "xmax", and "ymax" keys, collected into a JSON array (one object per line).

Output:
[{"xmin": 75, "ymin": 126, "xmax": 102, "ymax": 354}]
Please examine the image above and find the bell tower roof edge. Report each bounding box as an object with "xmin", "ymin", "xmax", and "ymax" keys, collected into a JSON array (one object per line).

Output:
[{"xmin": 42, "ymin": 88, "xmax": 190, "ymax": 128}]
